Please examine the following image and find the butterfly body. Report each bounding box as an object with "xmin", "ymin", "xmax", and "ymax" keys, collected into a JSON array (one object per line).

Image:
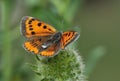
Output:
[
  {"xmin": 21, "ymin": 16, "xmax": 80, "ymax": 57},
  {"xmin": 41, "ymin": 32, "xmax": 62, "ymax": 48}
]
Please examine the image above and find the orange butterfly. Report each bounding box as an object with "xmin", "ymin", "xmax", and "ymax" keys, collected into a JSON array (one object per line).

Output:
[{"xmin": 20, "ymin": 16, "xmax": 80, "ymax": 57}]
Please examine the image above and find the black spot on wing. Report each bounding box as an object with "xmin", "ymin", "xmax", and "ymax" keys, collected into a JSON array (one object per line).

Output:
[
  {"xmin": 28, "ymin": 20, "xmax": 32, "ymax": 24},
  {"xmin": 28, "ymin": 18, "xmax": 35, "ymax": 24},
  {"xmin": 29, "ymin": 25, "xmax": 32, "ymax": 27},
  {"xmin": 38, "ymin": 23, "xmax": 42, "ymax": 26},
  {"xmin": 48, "ymin": 28, "xmax": 52, "ymax": 31},
  {"xmin": 43, "ymin": 25, "xmax": 47, "ymax": 29},
  {"xmin": 31, "ymin": 31, "xmax": 35, "ymax": 35},
  {"xmin": 31, "ymin": 19, "xmax": 35, "ymax": 21},
  {"xmin": 29, "ymin": 28, "xmax": 33, "ymax": 30}
]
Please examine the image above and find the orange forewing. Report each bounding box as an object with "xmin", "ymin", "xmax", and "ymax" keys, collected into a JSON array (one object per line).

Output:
[
  {"xmin": 61, "ymin": 31, "xmax": 79, "ymax": 49},
  {"xmin": 21, "ymin": 16, "xmax": 56, "ymax": 38}
]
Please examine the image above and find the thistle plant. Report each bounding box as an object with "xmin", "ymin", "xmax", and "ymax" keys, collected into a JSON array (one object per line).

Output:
[{"xmin": 28, "ymin": 48, "xmax": 86, "ymax": 81}]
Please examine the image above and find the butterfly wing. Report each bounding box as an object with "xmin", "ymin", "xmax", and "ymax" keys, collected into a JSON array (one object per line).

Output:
[
  {"xmin": 23, "ymin": 36, "xmax": 50, "ymax": 54},
  {"xmin": 21, "ymin": 16, "xmax": 57, "ymax": 38},
  {"xmin": 40, "ymin": 41, "xmax": 61, "ymax": 57},
  {"xmin": 61, "ymin": 31, "xmax": 80, "ymax": 49}
]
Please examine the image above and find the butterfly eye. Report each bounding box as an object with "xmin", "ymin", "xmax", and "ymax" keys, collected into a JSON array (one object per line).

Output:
[
  {"xmin": 53, "ymin": 32, "xmax": 61, "ymax": 39},
  {"xmin": 54, "ymin": 35, "xmax": 60, "ymax": 39}
]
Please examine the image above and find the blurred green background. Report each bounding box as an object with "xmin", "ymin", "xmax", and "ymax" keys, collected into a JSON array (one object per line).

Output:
[{"xmin": 0, "ymin": 0, "xmax": 120, "ymax": 81}]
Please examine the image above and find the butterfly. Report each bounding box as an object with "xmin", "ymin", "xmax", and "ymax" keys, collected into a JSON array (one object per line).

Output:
[{"xmin": 20, "ymin": 16, "xmax": 80, "ymax": 57}]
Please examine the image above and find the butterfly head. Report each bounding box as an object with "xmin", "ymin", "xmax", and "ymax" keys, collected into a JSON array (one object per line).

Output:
[{"xmin": 52, "ymin": 31, "xmax": 62, "ymax": 43}]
